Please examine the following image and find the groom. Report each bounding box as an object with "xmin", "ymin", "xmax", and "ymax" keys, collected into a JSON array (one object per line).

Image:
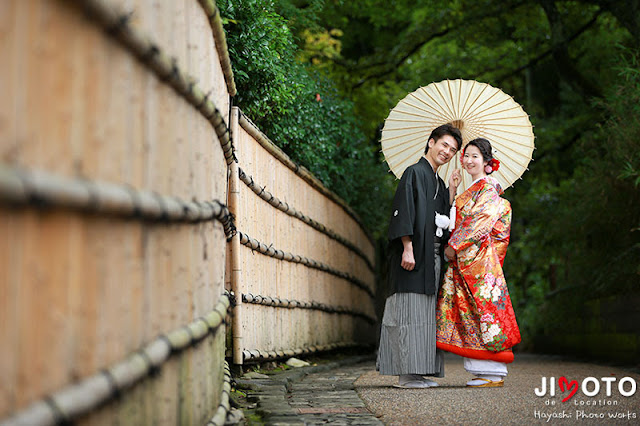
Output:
[{"xmin": 377, "ymin": 123, "xmax": 461, "ymax": 388}]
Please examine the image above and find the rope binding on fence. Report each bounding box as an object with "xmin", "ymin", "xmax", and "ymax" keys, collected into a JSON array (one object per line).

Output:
[
  {"xmin": 72, "ymin": 0, "xmax": 237, "ymax": 165},
  {"xmin": 237, "ymin": 111, "xmax": 375, "ymax": 247},
  {"xmin": 0, "ymin": 292, "xmax": 232, "ymax": 426},
  {"xmin": 238, "ymin": 167, "xmax": 375, "ymax": 272},
  {"xmin": 237, "ymin": 230, "xmax": 375, "ymax": 299},
  {"xmin": 0, "ymin": 164, "xmax": 236, "ymax": 238},
  {"xmin": 242, "ymin": 342, "xmax": 364, "ymax": 362},
  {"xmin": 242, "ymin": 293, "xmax": 376, "ymax": 324}
]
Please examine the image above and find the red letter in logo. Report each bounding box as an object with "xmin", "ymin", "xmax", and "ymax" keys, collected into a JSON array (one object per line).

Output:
[{"xmin": 558, "ymin": 376, "xmax": 579, "ymax": 402}]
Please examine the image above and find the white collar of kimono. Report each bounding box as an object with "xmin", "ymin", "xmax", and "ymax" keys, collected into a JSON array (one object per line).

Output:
[{"xmin": 467, "ymin": 175, "xmax": 488, "ymax": 190}]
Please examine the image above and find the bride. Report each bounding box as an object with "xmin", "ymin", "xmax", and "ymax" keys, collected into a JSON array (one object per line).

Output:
[{"xmin": 436, "ymin": 137, "xmax": 521, "ymax": 388}]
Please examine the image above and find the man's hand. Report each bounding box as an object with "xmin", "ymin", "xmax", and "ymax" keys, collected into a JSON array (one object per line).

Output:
[
  {"xmin": 444, "ymin": 245, "xmax": 456, "ymax": 262},
  {"xmin": 400, "ymin": 236, "xmax": 415, "ymax": 271},
  {"xmin": 401, "ymin": 248, "xmax": 416, "ymax": 271}
]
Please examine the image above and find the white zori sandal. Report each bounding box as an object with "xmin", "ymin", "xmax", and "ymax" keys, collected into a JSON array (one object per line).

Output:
[{"xmin": 393, "ymin": 374, "xmax": 440, "ymax": 388}]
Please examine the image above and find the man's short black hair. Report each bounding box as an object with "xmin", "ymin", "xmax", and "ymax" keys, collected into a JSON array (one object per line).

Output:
[{"xmin": 424, "ymin": 123, "xmax": 463, "ymax": 154}]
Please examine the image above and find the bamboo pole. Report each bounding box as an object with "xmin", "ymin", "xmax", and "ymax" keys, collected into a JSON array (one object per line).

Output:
[
  {"xmin": 196, "ymin": 0, "xmax": 236, "ymax": 97},
  {"xmin": 237, "ymin": 167, "xmax": 374, "ymax": 271},
  {"xmin": 241, "ymin": 293, "xmax": 375, "ymax": 323},
  {"xmin": 66, "ymin": 0, "xmax": 235, "ymax": 166},
  {"xmin": 0, "ymin": 164, "xmax": 235, "ymax": 236},
  {"xmin": 237, "ymin": 231, "xmax": 374, "ymax": 299},
  {"xmin": 237, "ymin": 112, "xmax": 374, "ymax": 246},
  {"xmin": 241, "ymin": 342, "xmax": 363, "ymax": 363},
  {"xmin": 228, "ymin": 107, "xmax": 243, "ymax": 365},
  {"xmin": 0, "ymin": 294, "xmax": 231, "ymax": 426},
  {"xmin": 205, "ymin": 361, "xmax": 232, "ymax": 426}
]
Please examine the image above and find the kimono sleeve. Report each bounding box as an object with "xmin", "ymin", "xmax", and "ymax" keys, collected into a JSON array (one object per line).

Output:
[
  {"xmin": 491, "ymin": 199, "xmax": 512, "ymax": 266},
  {"xmin": 387, "ymin": 167, "xmax": 416, "ymax": 241},
  {"xmin": 448, "ymin": 186, "xmax": 502, "ymax": 252}
]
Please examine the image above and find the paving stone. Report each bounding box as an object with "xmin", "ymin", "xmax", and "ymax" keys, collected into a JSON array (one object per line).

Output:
[
  {"xmin": 238, "ymin": 355, "xmax": 383, "ymax": 425},
  {"xmin": 264, "ymin": 417, "xmax": 305, "ymax": 425}
]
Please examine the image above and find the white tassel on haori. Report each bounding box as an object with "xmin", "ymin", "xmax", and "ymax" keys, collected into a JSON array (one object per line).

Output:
[
  {"xmin": 435, "ymin": 213, "xmax": 450, "ymax": 237},
  {"xmin": 448, "ymin": 205, "xmax": 456, "ymax": 231}
]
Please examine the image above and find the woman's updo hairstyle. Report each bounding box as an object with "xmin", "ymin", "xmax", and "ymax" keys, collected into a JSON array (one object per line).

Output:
[{"xmin": 464, "ymin": 138, "xmax": 496, "ymax": 174}]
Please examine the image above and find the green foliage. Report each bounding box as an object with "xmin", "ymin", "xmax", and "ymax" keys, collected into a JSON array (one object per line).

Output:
[
  {"xmin": 219, "ymin": 0, "xmax": 300, "ymax": 118},
  {"xmin": 288, "ymin": 0, "xmax": 638, "ymax": 349},
  {"xmin": 566, "ymin": 47, "xmax": 640, "ymax": 292},
  {"xmin": 504, "ymin": 47, "xmax": 640, "ymax": 343},
  {"xmin": 219, "ymin": 0, "xmax": 640, "ymax": 356},
  {"xmin": 218, "ymin": 0, "xmax": 392, "ymax": 238}
]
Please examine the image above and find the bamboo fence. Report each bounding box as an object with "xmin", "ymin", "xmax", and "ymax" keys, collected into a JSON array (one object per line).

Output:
[
  {"xmin": 229, "ymin": 108, "xmax": 377, "ymax": 364},
  {"xmin": 1, "ymin": 0, "xmax": 233, "ymax": 424},
  {"xmin": 0, "ymin": 0, "xmax": 377, "ymax": 424}
]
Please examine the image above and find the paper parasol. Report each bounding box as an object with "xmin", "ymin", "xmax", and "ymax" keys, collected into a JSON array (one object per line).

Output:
[{"xmin": 380, "ymin": 79, "xmax": 535, "ymax": 191}]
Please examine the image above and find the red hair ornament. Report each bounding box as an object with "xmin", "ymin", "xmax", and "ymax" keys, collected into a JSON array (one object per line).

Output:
[
  {"xmin": 484, "ymin": 159, "xmax": 500, "ymax": 174},
  {"xmin": 459, "ymin": 153, "xmax": 500, "ymax": 173}
]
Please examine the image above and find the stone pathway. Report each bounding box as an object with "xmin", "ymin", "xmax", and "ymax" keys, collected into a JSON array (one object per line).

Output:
[
  {"xmin": 234, "ymin": 353, "xmax": 640, "ymax": 425},
  {"xmin": 235, "ymin": 356, "xmax": 383, "ymax": 425}
]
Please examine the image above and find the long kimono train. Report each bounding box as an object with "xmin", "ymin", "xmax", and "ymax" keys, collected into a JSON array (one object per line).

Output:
[{"xmin": 436, "ymin": 176, "xmax": 521, "ymax": 363}]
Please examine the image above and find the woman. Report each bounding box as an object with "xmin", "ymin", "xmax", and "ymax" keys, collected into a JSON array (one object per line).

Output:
[{"xmin": 436, "ymin": 138, "xmax": 521, "ymax": 388}]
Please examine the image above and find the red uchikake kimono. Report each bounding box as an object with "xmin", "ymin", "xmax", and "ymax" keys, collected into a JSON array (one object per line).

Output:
[{"xmin": 436, "ymin": 176, "xmax": 521, "ymax": 363}]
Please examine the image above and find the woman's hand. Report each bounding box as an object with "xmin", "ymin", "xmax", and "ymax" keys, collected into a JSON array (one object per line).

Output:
[
  {"xmin": 449, "ymin": 169, "xmax": 461, "ymax": 204},
  {"xmin": 444, "ymin": 245, "xmax": 456, "ymax": 262}
]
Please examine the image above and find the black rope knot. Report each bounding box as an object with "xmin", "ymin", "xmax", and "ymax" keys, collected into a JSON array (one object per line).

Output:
[
  {"xmin": 226, "ymin": 291, "xmax": 238, "ymax": 307},
  {"xmin": 140, "ymin": 44, "xmax": 160, "ymax": 64},
  {"xmin": 106, "ymin": 11, "xmax": 134, "ymax": 36}
]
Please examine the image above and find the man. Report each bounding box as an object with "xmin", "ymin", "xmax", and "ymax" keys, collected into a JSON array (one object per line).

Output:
[{"xmin": 377, "ymin": 123, "xmax": 462, "ymax": 388}]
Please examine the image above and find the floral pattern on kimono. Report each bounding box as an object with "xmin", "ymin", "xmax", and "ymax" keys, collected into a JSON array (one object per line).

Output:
[{"xmin": 436, "ymin": 176, "xmax": 521, "ymax": 363}]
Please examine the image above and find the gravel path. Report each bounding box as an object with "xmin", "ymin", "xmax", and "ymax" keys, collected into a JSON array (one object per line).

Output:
[{"xmin": 354, "ymin": 353, "xmax": 640, "ymax": 425}]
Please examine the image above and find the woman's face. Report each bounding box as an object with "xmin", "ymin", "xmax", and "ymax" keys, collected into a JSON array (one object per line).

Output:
[{"xmin": 462, "ymin": 145, "xmax": 488, "ymax": 177}]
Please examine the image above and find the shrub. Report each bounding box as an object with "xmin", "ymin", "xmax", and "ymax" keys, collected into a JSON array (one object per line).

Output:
[{"xmin": 219, "ymin": 0, "xmax": 391, "ymax": 237}]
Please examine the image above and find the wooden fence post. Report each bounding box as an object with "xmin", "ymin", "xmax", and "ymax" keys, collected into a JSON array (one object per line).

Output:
[{"xmin": 229, "ymin": 106, "xmax": 243, "ymax": 365}]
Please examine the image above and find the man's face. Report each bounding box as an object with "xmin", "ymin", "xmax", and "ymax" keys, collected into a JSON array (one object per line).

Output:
[{"xmin": 427, "ymin": 135, "xmax": 458, "ymax": 166}]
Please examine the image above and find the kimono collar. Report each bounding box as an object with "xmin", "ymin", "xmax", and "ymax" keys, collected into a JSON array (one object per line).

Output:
[
  {"xmin": 420, "ymin": 156, "xmax": 438, "ymax": 174},
  {"xmin": 419, "ymin": 157, "xmax": 443, "ymax": 200},
  {"xmin": 466, "ymin": 176, "xmax": 504, "ymax": 195}
]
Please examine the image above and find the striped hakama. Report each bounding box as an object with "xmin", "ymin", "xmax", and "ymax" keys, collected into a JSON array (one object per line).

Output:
[{"xmin": 377, "ymin": 240, "xmax": 444, "ymax": 377}]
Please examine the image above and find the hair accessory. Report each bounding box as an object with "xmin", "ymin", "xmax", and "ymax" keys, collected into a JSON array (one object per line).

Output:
[{"xmin": 484, "ymin": 159, "xmax": 500, "ymax": 174}]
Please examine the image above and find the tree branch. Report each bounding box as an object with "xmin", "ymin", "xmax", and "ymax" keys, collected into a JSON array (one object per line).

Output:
[
  {"xmin": 538, "ymin": 0, "xmax": 603, "ymax": 98},
  {"xmin": 493, "ymin": 9, "xmax": 603, "ymax": 83},
  {"xmin": 351, "ymin": 27, "xmax": 451, "ymax": 89},
  {"xmin": 348, "ymin": 0, "xmax": 529, "ymax": 90},
  {"xmin": 571, "ymin": 0, "xmax": 640, "ymax": 46}
]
